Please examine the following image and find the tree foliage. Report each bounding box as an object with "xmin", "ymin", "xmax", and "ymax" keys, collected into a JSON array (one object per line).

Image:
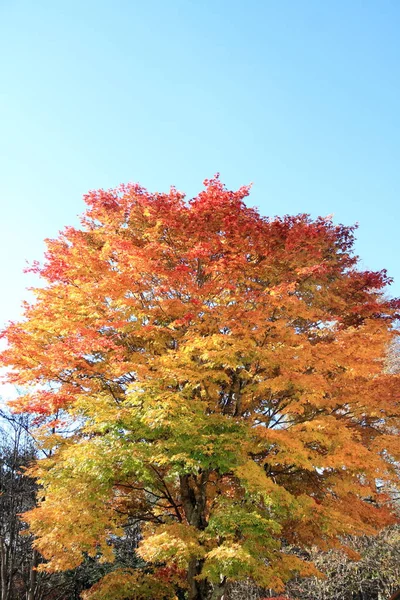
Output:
[{"xmin": 1, "ymin": 177, "xmax": 399, "ymax": 600}]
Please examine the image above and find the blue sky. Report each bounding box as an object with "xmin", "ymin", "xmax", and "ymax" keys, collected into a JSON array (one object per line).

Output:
[{"xmin": 1, "ymin": 0, "xmax": 399, "ymax": 328}]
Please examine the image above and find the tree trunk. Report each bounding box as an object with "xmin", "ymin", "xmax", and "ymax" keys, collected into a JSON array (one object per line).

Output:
[
  {"xmin": 0, "ymin": 536, "xmax": 8, "ymax": 600},
  {"xmin": 179, "ymin": 472, "xmax": 210, "ymax": 600},
  {"xmin": 187, "ymin": 557, "xmax": 209, "ymax": 600},
  {"xmin": 26, "ymin": 549, "xmax": 38, "ymax": 600}
]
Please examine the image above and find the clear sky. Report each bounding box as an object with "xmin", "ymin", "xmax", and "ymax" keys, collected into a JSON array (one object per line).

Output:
[{"xmin": 1, "ymin": 0, "xmax": 400, "ymax": 329}]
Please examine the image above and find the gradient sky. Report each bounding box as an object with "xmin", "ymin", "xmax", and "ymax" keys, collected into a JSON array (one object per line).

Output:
[{"xmin": 1, "ymin": 0, "xmax": 400, "ymax": 330}]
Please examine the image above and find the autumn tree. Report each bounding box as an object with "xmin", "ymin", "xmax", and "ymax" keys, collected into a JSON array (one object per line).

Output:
[{"xmin": 1, "ymin": 177, "xmax": 400, "ymax": 600}]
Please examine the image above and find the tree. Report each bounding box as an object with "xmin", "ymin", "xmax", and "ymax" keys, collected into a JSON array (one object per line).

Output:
[
  {"xmin": 1, "ymin": 177, "xmax": 399, "ymax": 600},
  {"xmin": 0, "ymin": 409, "xmax": 38, "ymax": 600}
]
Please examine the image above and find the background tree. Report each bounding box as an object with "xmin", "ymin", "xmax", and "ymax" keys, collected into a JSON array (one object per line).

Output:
[
  {"xmin": 285, "ymin": 526, "xmax": 400, "ymax": 600},
  {"xmin": 0, "ymin": 409, "xmax": 38, "ymax": 600},
  {"xmin": 1, "ymin": 177, "xmax": 399, "ymax": 600}
]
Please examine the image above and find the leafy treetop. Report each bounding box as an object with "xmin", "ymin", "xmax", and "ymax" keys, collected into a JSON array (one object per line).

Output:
[{"xmin": 1, "ymin": 177, "xmax": 400, "ymax": 600}]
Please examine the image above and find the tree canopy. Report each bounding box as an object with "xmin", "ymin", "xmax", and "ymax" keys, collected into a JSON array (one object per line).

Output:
[{"xmin": 1, "ymin": 177, "xmax": 399, "ymax": 600}]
